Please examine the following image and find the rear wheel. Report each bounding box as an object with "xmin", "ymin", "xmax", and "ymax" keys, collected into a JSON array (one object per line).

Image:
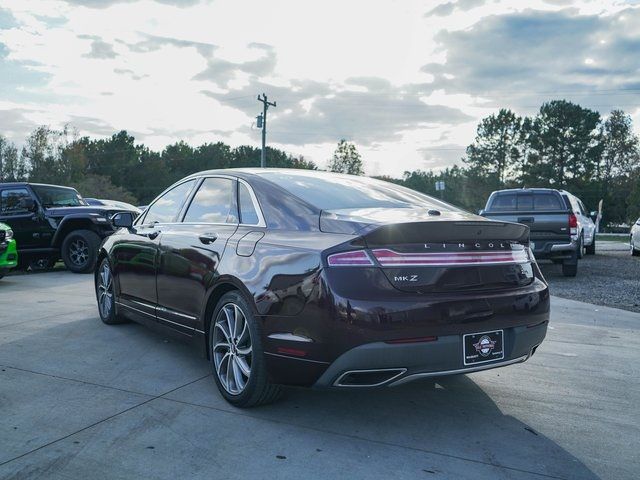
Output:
[
  {"xmin": 62, "ymin": 230, "xmax": 100, "ymax": 273},
  {"xmin": 632, "ymin": 241, "xmax": 640, "ymax": 257},
  {"xmin": 576, "ymin": 235, "xmax": 584, "ymax": 259},
  {"xmin": 209, "ymin": 291, "xmax": 282, "ymax": 408},
  {"xmin": 585, "ymin": 238, "xmax": 596, "ymax": 255}
]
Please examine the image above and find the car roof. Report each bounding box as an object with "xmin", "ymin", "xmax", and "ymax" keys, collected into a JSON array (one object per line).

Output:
[
  {"xmin": 0, "ymin": 182, "xmax": 78, "ymax": 189},
  {"xmin": 491, "ymin": 187, "xmax": 563, "ymax": 194}
]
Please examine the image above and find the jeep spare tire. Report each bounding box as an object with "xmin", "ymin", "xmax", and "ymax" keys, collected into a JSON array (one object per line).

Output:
[{"xmin": 62, "ymin": 229, "xmax": 101, "ymax": 273}]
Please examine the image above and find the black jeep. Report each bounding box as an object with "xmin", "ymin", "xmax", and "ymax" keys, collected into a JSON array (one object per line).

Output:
[{"xmin": 0, "ymin": 182, "xmax": 139, "ymax": 273}]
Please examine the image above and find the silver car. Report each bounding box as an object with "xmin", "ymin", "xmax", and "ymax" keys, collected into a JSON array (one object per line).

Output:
[{"xmin": 631, "ymin": 218, "xmax": 640, "ymax": 256}]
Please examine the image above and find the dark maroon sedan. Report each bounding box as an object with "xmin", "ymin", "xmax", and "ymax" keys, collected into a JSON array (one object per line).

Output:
[{"xmin": 95, "ymin": 169, "xmax": 549, "ymax": 407}]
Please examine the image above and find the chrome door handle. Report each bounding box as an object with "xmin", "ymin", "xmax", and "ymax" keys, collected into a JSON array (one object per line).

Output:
[{"xmin": 199, "ymin": 233, "xmax": 218, "ymax": 244}]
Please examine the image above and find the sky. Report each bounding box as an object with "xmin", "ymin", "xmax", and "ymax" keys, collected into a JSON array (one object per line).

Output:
[{"xmin": 1, "ymin": 0, "xmax": 640, "ymax": 176}]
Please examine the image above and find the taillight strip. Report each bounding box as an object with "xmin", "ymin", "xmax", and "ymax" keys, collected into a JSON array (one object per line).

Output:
[{"xmin": 372, "ymin": 248, "xmax": 529, "ymax": 266}]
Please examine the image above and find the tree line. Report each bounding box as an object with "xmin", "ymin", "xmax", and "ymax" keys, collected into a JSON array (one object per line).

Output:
[{"xmin": 1, "ymin": 99, "xmax": 638, "ymax": 226}]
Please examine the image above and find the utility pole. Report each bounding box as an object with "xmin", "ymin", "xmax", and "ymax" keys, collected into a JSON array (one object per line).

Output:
[{"xmin": 257, "ymin": 93, "xmax": 276, "ymax": 168}]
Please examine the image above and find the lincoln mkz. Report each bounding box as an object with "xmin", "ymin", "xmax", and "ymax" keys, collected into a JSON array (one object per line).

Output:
[{"xmin": 95, "ymin": 169, "xmax": 549, "ymax": 407}]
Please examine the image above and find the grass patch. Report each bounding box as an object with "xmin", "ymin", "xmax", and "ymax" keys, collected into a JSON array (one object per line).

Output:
[{"xmin": 597, "ymin": 234, "xmax": 630, "ymax": 243}]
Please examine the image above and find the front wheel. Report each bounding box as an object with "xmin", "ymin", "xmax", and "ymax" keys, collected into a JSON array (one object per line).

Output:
[
  {"xmin": 95, "ymin": 258, "xmax": 128, "ymax": 324},
  {"xmin": 585, "ymin": 238, "xmax": 596, "ymax": 255},
  {"xmin": 209, "ymin": 291, "xmax": 282, "ymax": 408},
  {"xmin": 62, "ymin": 230, "xmax": 100, "ymax": 273}
]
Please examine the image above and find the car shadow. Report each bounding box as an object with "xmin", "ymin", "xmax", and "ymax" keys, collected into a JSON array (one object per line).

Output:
[
  {"xmin": 252, "ymin": 374, "xmax": 601, "ymax": 479},
  {"xmin": 0, "ymin": 314, "xmax": 602, "ymax": 480}
]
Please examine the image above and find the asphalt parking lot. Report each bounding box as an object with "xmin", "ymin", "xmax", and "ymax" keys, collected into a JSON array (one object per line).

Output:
[{"xmin": 0, "ymin": 272, "xmax": 638, "ymax": 480}]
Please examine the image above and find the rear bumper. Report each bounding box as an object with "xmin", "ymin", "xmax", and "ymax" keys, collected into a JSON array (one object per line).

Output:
[
  {"xmin": 533, "ymin": 239, "xmax": 577, "ymax": 260},
  {"xmin": 313, "ymin": 321, "xmax": 547, "ymax": 388}
]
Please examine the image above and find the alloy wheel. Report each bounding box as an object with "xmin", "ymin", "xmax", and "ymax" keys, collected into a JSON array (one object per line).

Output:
[
  {"xmin": 69, "ymin": 238, "xmax": 89, "ymax": 266},
  {"xmin": 212, "ymin": 303, "xmax": 252, "ymax": 395},
  {"xmin": 97, "ymin": 262, "xmax": 113, "ymax": 318}
]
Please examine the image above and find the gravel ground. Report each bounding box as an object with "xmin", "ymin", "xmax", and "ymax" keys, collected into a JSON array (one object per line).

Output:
[{"xmin": 539, "ymin": 241, "xmax": 640, "ymax": 313}]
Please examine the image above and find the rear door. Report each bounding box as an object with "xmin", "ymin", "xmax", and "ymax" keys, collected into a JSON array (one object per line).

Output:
[{"xmin": 155, "ymin": 176, "xmax": 239, "ymax": 335}]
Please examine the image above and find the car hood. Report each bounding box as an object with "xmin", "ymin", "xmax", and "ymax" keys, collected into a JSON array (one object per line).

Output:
[{"xmin": 44, "ymin": 205, "xmax": 137, "ymax": 218}]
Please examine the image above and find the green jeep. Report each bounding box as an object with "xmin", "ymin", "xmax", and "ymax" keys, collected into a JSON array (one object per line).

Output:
[{"xmin": 0, "ymin": 221, "xmax": 18, "ymax": 279}]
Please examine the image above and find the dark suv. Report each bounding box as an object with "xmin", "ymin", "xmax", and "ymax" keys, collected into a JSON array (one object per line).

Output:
[{"xmin": 0, "ymin": 182, "xmax": 138, "ymax": 273}]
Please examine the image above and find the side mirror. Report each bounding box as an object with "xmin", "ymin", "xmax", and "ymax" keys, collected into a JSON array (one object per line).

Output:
[{"xmin": 111, "ymin": 212, "xmax": 134, "ymax": 228}]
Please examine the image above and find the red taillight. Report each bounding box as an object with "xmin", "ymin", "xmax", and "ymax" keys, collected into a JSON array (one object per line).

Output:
[
  {"xmin": 327, "ymin": 250, "xmax": 374, "ymax": 267},
  {"xmin": 371, "ymin": 248, "xmax": 529, "ymax": 266},
  {"xmin": 568, "ymin": 213, "xmax": 578, "ymax": 229}
]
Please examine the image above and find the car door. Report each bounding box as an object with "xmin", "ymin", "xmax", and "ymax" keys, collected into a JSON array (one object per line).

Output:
[
  {"xmin": 155, "ymin": 176, "xmax": 239, "ymax": 335},
  {"xmin": 577, "ymin": 199, "xmax": 595, "ymax": 243},
  {"xmin": 113, "ymin": 179, "xmax": 197, "ymax": 319},
  {"xmin": 0, "ymin": 187, "xmax": 50, "ymax": 251}
]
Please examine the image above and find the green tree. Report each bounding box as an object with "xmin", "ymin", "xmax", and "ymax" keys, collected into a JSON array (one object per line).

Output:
[
  {"xmin": 327, "ymin": 139, "xmax": 364, "ymax": 175},
  {"xmin": 600, "ymin": 110, "xmax": 639, "ymax": 186},
  {"xmin": 521, "ymin": 100, "xmax": 602, "ymax": 188},
  {"xmin": 0, "ymin": 136, "xmax": 25, "ymax": 182},
  {"xmin": 465, "ymin": 108, "xmax": 522, "ymax": 185}
]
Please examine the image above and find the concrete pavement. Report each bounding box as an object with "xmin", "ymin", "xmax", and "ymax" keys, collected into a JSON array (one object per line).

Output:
[{"xmin": 0, "ymin": 271, "xmax": 638, "ymax": 479}]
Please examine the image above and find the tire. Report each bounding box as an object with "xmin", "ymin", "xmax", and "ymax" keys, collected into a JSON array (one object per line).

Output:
[
  {"xmin": 209, "ymin": 291, "xmax": 282, "ymax": 408},
  {"xmin": 576, "ymin": 235, "xmax": 584, "ymax": 259},
  {"xmin": 562, "ymin": 261, "xmax": 578, "ymax": 277},
  {"xmin": 632, "ymin": 242, "xmax": 640, "ymax": 257},
  {"xmin": 62, "ymin": 229, "xmax": 101, "ymax": 273},
  {"xmin": 95, "ymin": 258, "xmax": 128, "ymax": 324},
  {"xmin": 585, "ymin": 238, "xmax": 596, "ymax": 255}
]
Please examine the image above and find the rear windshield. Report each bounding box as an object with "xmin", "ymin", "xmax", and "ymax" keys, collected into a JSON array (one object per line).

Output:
[
  {"xmin": 256, "ymin": 171, "xmax": 456, "ymax": 211},
  {"xmin": 489, "ymin": 192, "xmax": 563, "ymax": 211}
]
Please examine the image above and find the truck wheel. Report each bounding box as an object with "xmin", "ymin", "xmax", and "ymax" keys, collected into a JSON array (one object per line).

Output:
[
  {"xmin": 585, "ymin": 239, "xmax": 596, "ymax": 255},
  {"xmin": 576, "ymin": 235, "xmax": 584, "ymax": 259},
  {"xmin": 62, "ymin": 230, "xmax": 101, "ymax": 273},
  {"xmin": 562, "ymin": 261, "xmax": 578, "ymax": 277}
]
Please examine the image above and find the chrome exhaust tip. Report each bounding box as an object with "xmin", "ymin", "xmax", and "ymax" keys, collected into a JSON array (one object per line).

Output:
[{"xmin": 333, "ymin": 368, "xmax": 407, "ymax": 387}]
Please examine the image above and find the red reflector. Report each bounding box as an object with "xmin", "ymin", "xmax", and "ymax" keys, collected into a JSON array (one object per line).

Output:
[
  {"xmin": 385, "ymin": 336, "xmax": 438, "ymax": 344},
  {"xmin": 568, "ymin": 213, "xmax": 578, "ymax": 229},
  {"xmin": 277, "ymin": 347, "xmax": 308, "ymax": 357},
  {"xmin": 327, "ymin": 250, "xmax": 374, "ymax": 267}
]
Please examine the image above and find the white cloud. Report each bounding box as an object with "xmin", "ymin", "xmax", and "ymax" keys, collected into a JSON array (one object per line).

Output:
[{"xmin": 0, "ymin": 0, "xmax": 639, "ymax": 177}]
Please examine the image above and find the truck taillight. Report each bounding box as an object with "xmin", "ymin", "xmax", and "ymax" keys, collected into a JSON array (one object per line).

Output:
[
  {"xmin": 327, "ymin": 250, "xmax": 374, "ymax": 267},
  {"xmin": 569, "ymin": 213, "xmax": 578, "ymax": 235}
]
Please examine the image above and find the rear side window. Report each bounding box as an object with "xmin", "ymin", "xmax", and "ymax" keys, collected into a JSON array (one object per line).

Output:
[
  {"xmin": 238, "ymin": 183, "xmax": 259, "ymax": 225},
  {"xmin": 0, "ymin": 188, "xmax": 32, "ymax": 215},
  {"xmin": 144, "ymin": 180, "xmax": 195, "ymax": 224},
  {"xmin": 491, "ymin": 192, "xmax": 562, "ymax": 211},
  {"xmin": 183, "ymin": 177, "xmax": 237, "ymax": 224}
]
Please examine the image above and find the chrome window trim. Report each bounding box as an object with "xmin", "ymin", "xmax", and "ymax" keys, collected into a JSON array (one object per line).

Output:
[
  {"xmin": 136, "ymin": 178, "xmax": 199, "ymax": 227},
  {"xmin": 134, "ymin": 174, "xmax": 267, "ymax": 229}
]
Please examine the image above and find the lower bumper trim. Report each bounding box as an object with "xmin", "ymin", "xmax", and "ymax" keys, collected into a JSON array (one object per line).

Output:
[{"xmin": 389, "ymin": 353, "xmax": 530, "ymax": 387}]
